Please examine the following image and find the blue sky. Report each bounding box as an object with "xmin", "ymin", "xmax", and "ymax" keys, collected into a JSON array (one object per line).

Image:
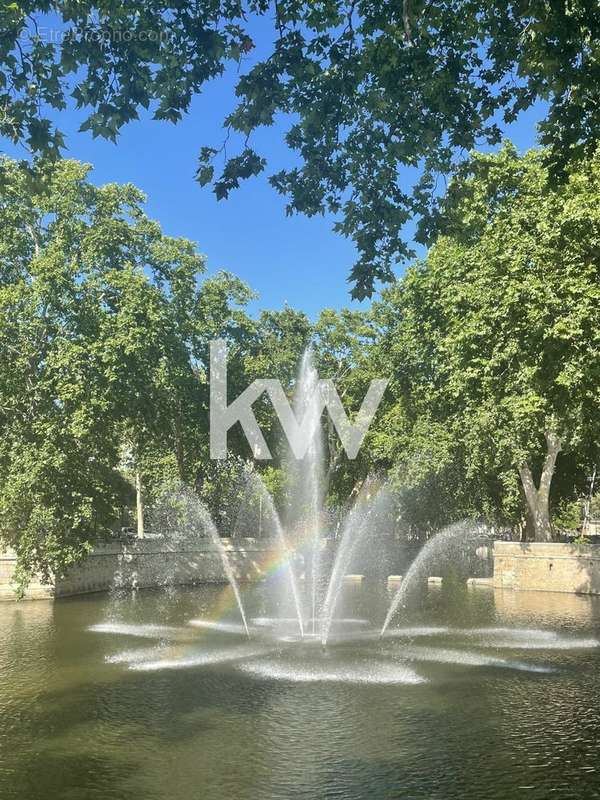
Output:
[{"xmin": 1, "ymin": 19, "xmax": 545, "ymax": 319}]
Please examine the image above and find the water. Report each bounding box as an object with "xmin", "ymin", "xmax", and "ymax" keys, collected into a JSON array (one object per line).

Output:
[
  {"xmin": 222, "ymin": 348, "xmax": 397, "ymax": 646},
  {"xmin": 117, "ymin": 350, "xmax": 485, "ymax": 653},
  {"xmin": 197, "ymin": 504, "xmax": 250, "ymax": 639},
  {"xmin": 320, "ymin": 481, "xmax": 392, "ymax": 645},
  {"xmin": 3, "ymin": 345, "xmax": 598, "ymax": 798},
  {"xmin": 287, "ymin": 348, "xmax": 325, "ymax": 637},
  {"xmin": 381, "ymin": 520, "xmax": 490, "ymax": 636},
  {"xmin": 237, "ymin": 474, "xmax": 305, "ymax": 639},
  {"xmin": 146, "ymin": 486, "xmax": 251, "ymax": 638},
  {"xmin": 223, "ymin": 348, "xmax": 401, "ymax": 646},
  {"xmin": 2, "ymin": 583, "xmax": 600, "ymax": 800}
]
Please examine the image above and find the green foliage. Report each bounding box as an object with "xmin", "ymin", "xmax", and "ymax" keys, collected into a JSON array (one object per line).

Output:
[
  {"xmin": 313, "ymin": 307, "xmax": 378, "ymax": 505},
  {"xmin": 244, "ymin": 307, "xmax": 313, "ymax": 388},
  {"xmin": 195, "ymin": 456, "xmax": 255, "ymax": 537},
  {"xmin": 2, "ymin": 3, "xmax": 600, "ymax": 295},
  {"xmin": 370, "ymin": 144, "xmax": 600, "ymax": 532},
  {"xmin": 573, "ymin": 534, "xmax": 591, "ymax": 546},
  {"xmin": 5, "ymin": 140, "xmax": 600, "ymax": 576},
  {"xmin": 590, "ymin": 493, "xmax": 600, "ymax": 519},
  {"xmin": 553, "ymin": 499, "xmax": 582, "ymax": 533},
  {"xmin": 232, "ymin": 307, "xmax": 313, "ymax": 460},
  {"xmin": 0, "ymin": 156, "xmax": 253, "ymax": 583}
]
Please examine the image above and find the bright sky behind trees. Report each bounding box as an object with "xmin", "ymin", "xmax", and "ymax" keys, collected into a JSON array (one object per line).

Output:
[{"xmin": 0, "ymin": 14, "xmax": 544, "ymax": 318}]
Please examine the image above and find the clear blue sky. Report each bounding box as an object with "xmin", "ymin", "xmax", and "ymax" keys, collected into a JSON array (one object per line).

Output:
[{"xmin": 1, "ymin": 21, "xmax": 545, "ymax": 319}]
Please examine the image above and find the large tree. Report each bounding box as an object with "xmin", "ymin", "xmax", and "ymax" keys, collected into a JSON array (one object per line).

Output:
[
  {"xmin": 0, "ymin": 156, "xmax": 252, "ymax": 584},
  {"xmin": 2, "ymin": 2, "xmax": 600, "ymax": 296},
  {"xmin": 371, "ymin": 144, "xmax": 600, "ymax": 541},
  {"xmin": 313, "ymin": 307, "xmax": 378, "ymax": 505}
]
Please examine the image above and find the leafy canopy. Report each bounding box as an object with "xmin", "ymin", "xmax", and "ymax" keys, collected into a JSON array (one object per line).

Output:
[
  {"xmin": 370, "ymin": 144, "xmax": 600, "ymax": 530},
  {"xmin": 2, "ymin": 2, "xmax": 600, "ymax": 296},
  {"xmin": 0, "ymin": 155, "xmax": 252, "ymax": 583}
]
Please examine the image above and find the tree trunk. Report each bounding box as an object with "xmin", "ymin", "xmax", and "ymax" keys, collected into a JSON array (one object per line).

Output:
[
  {"xmin": 518, "ymin": 431, "xmax": 562, "ymax": 542},
  {"xmin": 135, "ymin": 470, "xmax": 145, "ymax": 539}
]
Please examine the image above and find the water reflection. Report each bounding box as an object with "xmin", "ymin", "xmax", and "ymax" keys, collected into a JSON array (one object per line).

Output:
[{"xmin": 0, "ymin": 584, "xmax": 599, "ymax": 800}]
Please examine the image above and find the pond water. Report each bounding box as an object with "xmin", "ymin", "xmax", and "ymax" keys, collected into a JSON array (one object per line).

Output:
[{"xmin": 1, "ymin": 583, "xmax": 600, "ymax": 800}]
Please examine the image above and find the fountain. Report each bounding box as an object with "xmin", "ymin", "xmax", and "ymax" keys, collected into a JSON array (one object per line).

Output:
[
  {"xmin": 288, "ymin": 348, "xmax": 325, "ymax": 637},
  {"xmin": 90, "ymin": 348, "xmax": 600, "ymax": 682},
  {"xmin": 380, "ymin": 520, "xmax": 490, "ymax": 637}
]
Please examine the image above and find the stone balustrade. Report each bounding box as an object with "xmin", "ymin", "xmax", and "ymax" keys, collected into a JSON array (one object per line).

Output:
[
  {"xmin": 0, "ymin": 537, "xmax": 274, "ymax": 601},
  {"xmin": 493, "ymin": 541, "xmax": 600, "ymax": 594}
]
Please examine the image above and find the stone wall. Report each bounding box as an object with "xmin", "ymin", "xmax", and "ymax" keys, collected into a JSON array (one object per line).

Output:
[
  {"xmin": 493, "ymin": 541, "xmax": 600, "ymax": 595},
  {"xmin": 0, "ymin": 537, "xmax": 274, "ymax": 601}
]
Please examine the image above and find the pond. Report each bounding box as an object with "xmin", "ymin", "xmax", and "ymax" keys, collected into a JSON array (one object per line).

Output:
[{"xmin": 1, "ymin": 583, "xmax": 600, "ymax": 800}]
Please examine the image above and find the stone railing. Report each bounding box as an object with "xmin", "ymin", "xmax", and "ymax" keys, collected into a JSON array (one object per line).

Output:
[
  {"xmin": 493, "ymin": 541, "xmax": 600, "ymax": 594},
  {"xmin": 0, "ymin": 537, "xmax": 275, "ymax": 601}
]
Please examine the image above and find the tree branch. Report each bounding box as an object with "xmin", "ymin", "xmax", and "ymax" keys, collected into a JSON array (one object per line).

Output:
[
  {"xmin": 539, "ymin": 430, "xmax": 562, "ymax": 500},
  {"xmin": 518, "ymin": 461, "xmax": 537, "ymax": 508},
  {"xmin": 403, "ymin": 0, "xmax": 413, "ymax": 46}
]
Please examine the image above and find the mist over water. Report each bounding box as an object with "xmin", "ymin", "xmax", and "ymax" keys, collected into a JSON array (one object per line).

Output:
[
  {"xmin": 37, "ymin": 345, "xmax": 598, "ymax": 800},
  {"xmin": 85, "ymin": 347, "xmax": 598, "ymax": 689},
  {"xmin": 288, "ymin": 349, "xmax": 325, "ymax": 636},
  {"xmin": 3, "ymin": 583, "xmax": 600, "ymax": 800},
  {"xmin": 381, "ymin": 520, "xmax": 491, "ymax": 636}
]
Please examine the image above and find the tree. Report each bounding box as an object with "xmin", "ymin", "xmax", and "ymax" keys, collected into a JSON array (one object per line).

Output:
[
  {"xmin": 313, "ymin": 307, "xmax": 377, "ymax": 505},
  {"xmin": 207, "ymin": 305, "xmax": 382, "ymax": 516},
  {"xmin": 244, "ymin": 307, "xmax": 313, "ymax": 389},
  {"xmin": 371, "ymin": 144, "xmax": 600, "ymax": 541},
  {"xmin": 2, "ymin": 2, "xmax": 600, "ymax": 296},
  {"xmin": 232, "ymin": 306, "xmax": 313, "ymax": 462},
  {"xmin": 0, "ymin": 156, "xmax": 253, "ymax": 584}
]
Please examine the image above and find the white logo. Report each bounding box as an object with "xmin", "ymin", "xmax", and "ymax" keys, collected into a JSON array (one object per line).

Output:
[{"xmin": 209, "ymin": 339, "xmax": 388, "ymax": 460}]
